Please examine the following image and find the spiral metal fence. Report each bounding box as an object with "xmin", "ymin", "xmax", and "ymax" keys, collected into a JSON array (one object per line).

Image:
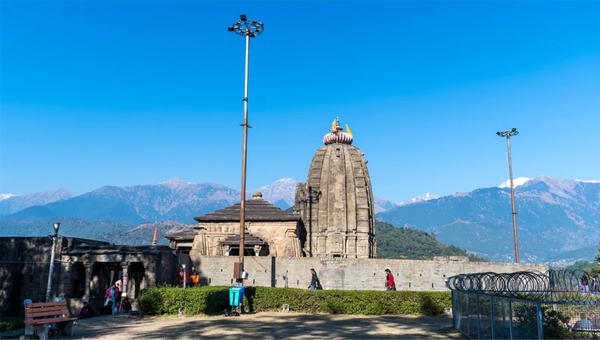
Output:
[{"xmin": 447, "ymin": 270, "xmax": 600, "ymax": 339}]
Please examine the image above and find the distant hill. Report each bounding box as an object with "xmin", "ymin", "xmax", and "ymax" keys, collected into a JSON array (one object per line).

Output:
[
  {"xmin": 2, "ymin": 179, "xmax": 239, "ymax": 224},
  {"xmin": 249, "ymin": 178, "xmax": 298, "ymax": 210},
  {"xmin": 373, "ymin": 195, "xmax": 397, "ymax": 213},
  {"xmin": 0, "ymin": 218, "xmax": 193, "ymax": 246},
  {"xmin": 377, "ymin": 176, "xmax": 600, "ymax": 264},
  {"xmin": 375, "ymin": 221, "xmax": 486, "ymax": 261},
  {"xmin": 0, "ymin": 189, "xmax": 74, "ymax": 215}
]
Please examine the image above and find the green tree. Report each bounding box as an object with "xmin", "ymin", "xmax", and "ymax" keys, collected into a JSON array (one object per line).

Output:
[{"xmin": 375, "ymin": 221, "xmax": 487, "ymax": 261}]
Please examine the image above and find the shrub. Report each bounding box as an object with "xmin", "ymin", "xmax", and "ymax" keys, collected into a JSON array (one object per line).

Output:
[
  {"xmin": 245, "ymin": 287, "xmax": 450, "ymax": 315},
  {"xmin": 138, "ymin": 285, "xmax": 230, "ymax": 316},
  {"xmin": 139, "ymin": 286, "xmax": 451, "ymax": 316},
  {"xmin": 0, "ymin": 317, "xmax": 24, "ymax": 332}
]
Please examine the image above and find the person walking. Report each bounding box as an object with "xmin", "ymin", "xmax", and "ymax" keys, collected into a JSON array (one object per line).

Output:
[
  {"xmin": 308, "ymin": 268, "xmax": 321, "ymax": 290},
  {"xmin": 385, "ymin": 269, "xmax": 396, "ymax": 291}
]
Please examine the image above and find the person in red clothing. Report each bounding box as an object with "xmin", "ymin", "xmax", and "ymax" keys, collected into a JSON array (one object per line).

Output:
[
  {"xmin": 176, "ymin": 265, "xmax": 188, "ymax": 287},
  {"xmin": 385, "ymin": 269, "xmax": 396, "ymax": 291}
]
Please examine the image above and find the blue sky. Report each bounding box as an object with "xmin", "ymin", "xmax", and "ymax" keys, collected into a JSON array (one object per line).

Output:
[{"xmin": 1, "ymin": 1, "xmax": 599, "ymax": 203}]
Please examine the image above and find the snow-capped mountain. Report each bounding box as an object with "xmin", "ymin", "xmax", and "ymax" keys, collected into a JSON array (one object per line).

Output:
[
  {"xmin": 1, "ymin": 180, "xmax": 239, "ymax": 224},
  {"xmin": 373, "ymin": 195, "xmax": 398, "ymax": 213},
  {"xmin": 0, "ymin": 189, "xmax": 74, "ymax": 216},
  {"xmin": 0, "ymin": 194, "xmax": 16, "ymax": 201},
  {"xmin": 398, "ymin": 193, "xmax": 441, "ymax": 206},
  {"xmin": 378, "ymin": 176, "xmax": 600, "ymax": 264},
  {"xmin": 576, "ymin": 179, "xmax": 600, "ymax": 183},
  {"xmin": 249, "ymin": 178, "xmax": 298, "ymax": 210},
  {"xmin": 498, "ymin": 177, "xmax": 532, "ymax": 188}
]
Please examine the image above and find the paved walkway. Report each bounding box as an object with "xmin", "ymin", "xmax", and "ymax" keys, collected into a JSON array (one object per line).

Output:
[{"xmin": 72, "ymin": 312, "xmax": 465, "ymax": 339}]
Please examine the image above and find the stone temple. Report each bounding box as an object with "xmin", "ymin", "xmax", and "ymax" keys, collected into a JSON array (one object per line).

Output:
[{"xmin": 294, "ymin": 118, "xmax": 377, "ymax": 258}]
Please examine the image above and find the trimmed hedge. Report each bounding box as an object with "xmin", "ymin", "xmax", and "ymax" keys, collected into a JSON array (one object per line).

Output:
[
  {"xmin": 139, "ymin": 286, "xmax": 451, "ymax": 316},
  {"xmin": 138, "ymin": 285, "xmax": 230, "ymax": 316}
]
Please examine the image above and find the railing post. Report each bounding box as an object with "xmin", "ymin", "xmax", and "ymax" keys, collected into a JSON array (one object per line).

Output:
[
  {"xmin": 502, "ymin": 299, "xmax": 506, "ymax": 327},
  {"xmin": 508, "ymin": 300, "xmax": 513, "ymax": 340},
  {"xmin": 467, "ymin": 293, "xmax": 470, "ymax": 336},
  {"xmin": 490, "ymin": 296, "xmax": 495, "ymax": 340},
  {"xmin": 536, "ymin": 302, "xmax": 543, "ymax": 340},
  {"xmin": 476, "ymin": 295, "xmax": 482, "ymax": 339}
]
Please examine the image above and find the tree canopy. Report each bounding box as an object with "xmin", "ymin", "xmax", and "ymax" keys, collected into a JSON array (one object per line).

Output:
[{"xmin": 375, "ymin": 220, "xmax": 487, "ymax": 261}]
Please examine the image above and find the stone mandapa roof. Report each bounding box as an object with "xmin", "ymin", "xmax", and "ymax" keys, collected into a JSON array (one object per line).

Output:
[
  {"xmin": 194, "ymin": 192, "xmax": 299, "ymax": 223},
  {"xmin": 220, "ymin": 233, "xmax": 267, "ymax": 246},
  {"xmin": 164, "ymin": 230, "xmax": 197, "ymax": 241}
]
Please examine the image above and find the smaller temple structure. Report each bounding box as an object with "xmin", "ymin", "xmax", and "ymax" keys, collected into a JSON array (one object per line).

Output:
[{"xmin": 179, "ymin": 192, "xmax": 305, "ymax": 257}]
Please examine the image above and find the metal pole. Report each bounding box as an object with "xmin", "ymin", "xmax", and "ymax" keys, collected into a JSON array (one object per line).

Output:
[
  {"xmin": 238, "ymin": 30, "xmax": 250, "ymax": 280},
  {"xmin": 508, "ymin": 300, "xmax": 513, "ymax": 340},
  {"xmin": 506, "ymin": 136, "xmax": 520, "ymax": 263},
  {"xmin": 490, "ymin": 296, "xmax": 495, "ymax": 340},
  {"xmin": 476, "ymin": 295, "xmax": 482, "ymax": 340},
  {"xmin": 45, "ymin": 235, "xmax": 58, "ymax": 302},
  {"xmin": 536, "ymin": 302, "xmax": 544, "ymax": 340}
]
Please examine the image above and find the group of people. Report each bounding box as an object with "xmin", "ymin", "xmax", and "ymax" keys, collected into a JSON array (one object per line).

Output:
[
  {"xmin": 306, "ymin": 268, "xmax": 397, "ymax": 291},
  {"xmin": 573, "ymin": 312, "xmax": 600, "ymax": 331},
  {"xmin": 100, "ymin": 281, "xmax": 132, "ymax": 316},
  {"xmin": 78, "ymin": 280, "xmax": 133, "ymax": 319},
  {"xmin": 176, "ymin": 265, "xmax": 200, "ymax": 287},
  {"xmin": 581, "ymin": 275, "xmax": 600, "ymax": 293}
]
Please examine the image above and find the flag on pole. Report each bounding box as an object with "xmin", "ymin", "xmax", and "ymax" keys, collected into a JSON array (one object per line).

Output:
[{"xmin": 346, "ymin": 124, "xmax": 353, "ymax": 137}]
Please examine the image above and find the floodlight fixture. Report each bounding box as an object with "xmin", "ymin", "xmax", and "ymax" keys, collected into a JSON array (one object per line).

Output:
[{"xmin": 228, "ymin": 15, "xmax": 264, "ymax": 37}]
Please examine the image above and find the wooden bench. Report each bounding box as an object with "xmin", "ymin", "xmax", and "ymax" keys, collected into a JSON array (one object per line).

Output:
[{"xmin": 21, "ymin": 301, "xmax": 77, "ymax": 340}]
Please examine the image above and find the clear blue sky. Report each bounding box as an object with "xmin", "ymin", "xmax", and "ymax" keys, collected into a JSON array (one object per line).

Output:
[{"xmin": 1, "ymin": 1, "xmax": 599, "ymax": 203}]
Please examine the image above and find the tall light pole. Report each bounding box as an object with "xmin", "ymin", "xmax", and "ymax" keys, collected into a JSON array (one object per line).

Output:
[
  {"xmin": 228, "ymin": 15, "xmax": 264, "ymax": 281},
  {"xmin": 46, "ymin": 222, "xmax": 61, "ymax": 302},
  {"xmin": 497, "ymin": 128, "xmax": 520, "ymax": 263}
]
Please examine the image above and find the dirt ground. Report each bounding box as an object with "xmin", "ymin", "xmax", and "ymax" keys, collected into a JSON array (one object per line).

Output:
[{"xmin": 67, "ymin": 312, "xmax": 465, "ymax": 339}]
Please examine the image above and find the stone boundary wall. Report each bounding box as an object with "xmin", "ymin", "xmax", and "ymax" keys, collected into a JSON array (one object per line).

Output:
[{"xmin": 190, "ymin": 255, "xmax": 548, "ymax": 291}]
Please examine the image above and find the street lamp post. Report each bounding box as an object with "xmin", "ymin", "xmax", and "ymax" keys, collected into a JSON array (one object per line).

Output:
[
  {"xmin": 46, "ymin": 222, "xmax": 61, "ymax": 302},
  {"xmin": 496, "ymin": 128, "xmax": 520, "ymax": 263},
  {"xmin": 228, "ymin": 15, "xmax": 264, "ymax": 282}
]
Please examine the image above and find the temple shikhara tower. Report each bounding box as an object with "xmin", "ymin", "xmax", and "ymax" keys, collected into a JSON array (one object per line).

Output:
[{"xmin": 294, "ymin": 118, "xmax": 377, "ymax": 258}]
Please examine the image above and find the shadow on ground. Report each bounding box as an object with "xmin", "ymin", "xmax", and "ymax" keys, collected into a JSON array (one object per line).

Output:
[{"xmin": 72, "ymin": 313, "xmax": 466, "ymax": 339}]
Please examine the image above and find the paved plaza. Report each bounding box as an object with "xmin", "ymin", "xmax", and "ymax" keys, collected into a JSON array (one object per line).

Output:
[{"xmin": 69, "ymin": 312, "xmax": 465, "ymax": 339}]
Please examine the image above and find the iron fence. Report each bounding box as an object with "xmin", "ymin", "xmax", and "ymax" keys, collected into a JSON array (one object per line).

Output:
[{"xmin": 448, "ymin": 270, "xmax": 600, "ymax": 339}]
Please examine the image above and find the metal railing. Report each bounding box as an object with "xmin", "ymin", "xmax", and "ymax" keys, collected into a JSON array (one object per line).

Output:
[{"xmin": 448, "ymin": 271, "xmax": 600, "ymax": 339}]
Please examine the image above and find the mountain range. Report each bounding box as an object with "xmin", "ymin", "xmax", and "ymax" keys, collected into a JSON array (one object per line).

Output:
[
  {"xmin": 2, "ymin": 176, "xmax": 598, "ymax": 265},
  {"xmin": 376, "ymin": 176, "xmax": 600, "ymax": 264},
  {"xmin": 0, "ymin": 178, "xmax": 301, "ymax": 224},
  {"xmin": 0, "ymin": 189, "xmax": 74, "ymax": 216}
]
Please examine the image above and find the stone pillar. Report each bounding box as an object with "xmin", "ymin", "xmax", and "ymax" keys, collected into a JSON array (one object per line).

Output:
[
  {"xmin": 83, "ymin": 263, "xmax": 94, "ymax": 301},
  {"xmin": 120, "ymin": 261, "xmax": 130, "ymax": 297},
  {"xmin": 58, "ymin": 256, "xmax": 73, "ymax": 298}
]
